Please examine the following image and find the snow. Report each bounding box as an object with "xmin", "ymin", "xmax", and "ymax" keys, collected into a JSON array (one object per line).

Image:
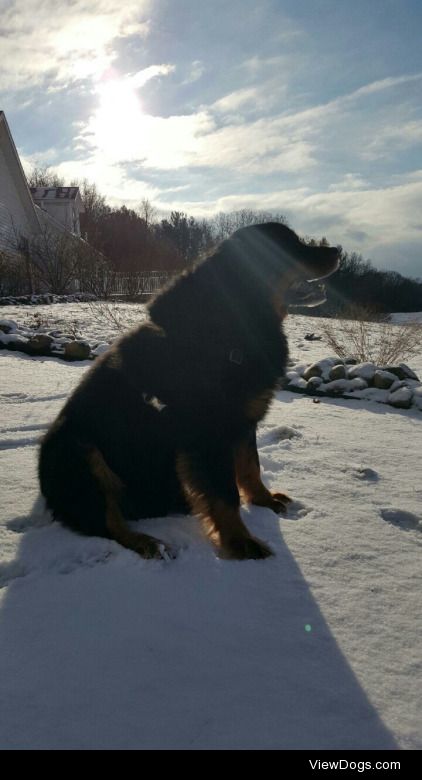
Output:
[{"xmin": 0, "ymin": 305, "xmax": 421, "ymax": 750}]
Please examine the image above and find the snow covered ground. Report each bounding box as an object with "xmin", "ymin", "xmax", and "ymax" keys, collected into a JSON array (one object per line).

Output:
[{"xmin": 0, "ymin": 304, "xmax": 421, "ymax": 750}]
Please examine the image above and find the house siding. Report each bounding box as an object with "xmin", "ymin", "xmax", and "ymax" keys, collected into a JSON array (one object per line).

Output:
[{"xmin": 0, "ymin": 143, "xmax": 33, "ymax": 252}]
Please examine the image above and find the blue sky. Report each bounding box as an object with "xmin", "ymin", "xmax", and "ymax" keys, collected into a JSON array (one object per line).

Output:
[{"xmin": 1, "ymin": 0, "xmax": 422, "ymax": 276}]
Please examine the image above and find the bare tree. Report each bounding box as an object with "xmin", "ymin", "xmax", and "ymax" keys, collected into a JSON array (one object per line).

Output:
[
  {"xmin": 138, "ymin": 198, "xmax": 158, "ymax": 227},
  {"xmin": 210, "ymin": 209, "xmax": 288, "ymax": 241},
  {"xmin": 28, "ymin": 225, "xmax": 83, "ymax": 294},
  {"xmin": 26, "ymin": 164, "xmax": 65, "ymax": 188},
  {"xmin": 320, "ymin": 305, "xmax": 422, "ymax": 365}
]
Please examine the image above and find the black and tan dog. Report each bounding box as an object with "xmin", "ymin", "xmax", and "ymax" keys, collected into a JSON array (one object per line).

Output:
[{"xmin": 39, "ymin": 223, "xmax": 338, "ymax": 560}]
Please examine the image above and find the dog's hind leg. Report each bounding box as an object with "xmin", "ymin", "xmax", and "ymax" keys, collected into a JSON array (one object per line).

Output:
[
  {"xmin": 235, "ymin": 427, "xmax": 291, "ymax": 513},
  {"xmin": 88, "ymin": 449, "xmax": 171, "ymax": 560},
  {"xmin": 176, "ymin": 448, "xmax": 273, "ymax": 560}
]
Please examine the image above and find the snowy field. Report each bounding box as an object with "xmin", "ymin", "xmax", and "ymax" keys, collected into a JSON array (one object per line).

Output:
[{"xmin": 0, "ymin": 303, "xmax": 421, "ymax": 750}]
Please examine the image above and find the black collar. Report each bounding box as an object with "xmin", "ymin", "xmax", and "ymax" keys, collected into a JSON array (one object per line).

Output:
[{"xmin": 229, "ymin": 348, "xmax": 243, "ymax": 365}]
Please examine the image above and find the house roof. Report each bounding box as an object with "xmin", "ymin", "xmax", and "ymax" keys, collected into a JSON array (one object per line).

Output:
[
  {"xmin": 0, "ymin": 110, "xmax": 41, "ymax": 234},
  {"xmin": 0, "ymin": 110, "xmax": 84, "ymax": 239},
  {"xmin": 30, "ymin": 186, "xmax": 83, "ymax": 205}
]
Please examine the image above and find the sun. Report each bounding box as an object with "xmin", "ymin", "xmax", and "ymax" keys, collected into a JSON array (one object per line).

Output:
[
  {"xmin": 91, "ymin": 77, "xmax": 147, "ymax": 160},
  {"xmin": 83, "ymin": 67, "xmax": 210, "ymax": 171}
]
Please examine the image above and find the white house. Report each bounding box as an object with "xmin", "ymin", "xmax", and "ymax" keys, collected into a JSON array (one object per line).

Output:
[
  {"xmin": 0, "ymin": 110, "xmax": 84, "ymax": 257},
  {"xmin": 30, "ymin": 186, "xmax": 84, "ymax": 237}
]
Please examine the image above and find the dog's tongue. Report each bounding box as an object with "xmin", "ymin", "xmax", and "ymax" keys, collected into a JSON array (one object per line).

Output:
[{"xmin": 286, "ymin": 280, "xmax": 327, "ymax": 308}]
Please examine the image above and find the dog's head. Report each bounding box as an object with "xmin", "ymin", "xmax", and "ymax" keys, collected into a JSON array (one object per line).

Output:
[{"xmin": 231, "ymin": 222, "xmax": 339, "ymax": 311}]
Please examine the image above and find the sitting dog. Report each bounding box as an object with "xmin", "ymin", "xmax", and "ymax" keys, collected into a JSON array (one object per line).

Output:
[{"xmin": 39, "ymin": 223, "xmax": 338, "ymax": 560}]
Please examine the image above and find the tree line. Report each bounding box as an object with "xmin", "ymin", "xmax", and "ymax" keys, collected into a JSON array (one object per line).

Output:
[{"xmin": 18, "ymin": 165, "xmax": 422, "ymax": 312}]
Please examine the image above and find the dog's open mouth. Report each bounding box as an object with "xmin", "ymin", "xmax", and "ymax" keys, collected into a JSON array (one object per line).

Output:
[{"xmin": 285, "ymin": 280, "xmax": 327, "ymax": 308}]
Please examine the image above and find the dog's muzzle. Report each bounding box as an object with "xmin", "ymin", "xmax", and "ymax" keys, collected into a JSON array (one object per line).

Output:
[{"xmin": 285, "ymin": 280, "xmax": 328, "ymax": 309}]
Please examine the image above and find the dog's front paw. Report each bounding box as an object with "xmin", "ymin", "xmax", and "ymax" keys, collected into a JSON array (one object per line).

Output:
[
  {"xmin": 134, "ymin": 535, "xmax": 175, "ymax": 560},
  {"xmin": 268, "ymin": 492, "xmax": 292, "ymax": 514},
  {"xmin": 224, "ymin": 535, "xmax": 274, "ymax": 560},
  {"xmin": 250, "ymin": 490, "xmax": 292, "ymax": 514}
]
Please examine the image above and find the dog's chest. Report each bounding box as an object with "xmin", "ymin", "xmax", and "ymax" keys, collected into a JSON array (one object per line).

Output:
[{"xmin": 244, "ymin": 389, "xmax": 274, "ymax": 423}]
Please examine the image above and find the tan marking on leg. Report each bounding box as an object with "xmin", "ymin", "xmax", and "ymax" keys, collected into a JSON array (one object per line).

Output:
[
  {"xmin": 87, "ymin": 448, "xmax": 168, "ymax": 559},
  {"xmin": 235, "ymin": 440, "xmax": 292, "ymax": 513},
  {"xmin": 176, "ymin": 453, "xmax": 273, "ymax": 559}
]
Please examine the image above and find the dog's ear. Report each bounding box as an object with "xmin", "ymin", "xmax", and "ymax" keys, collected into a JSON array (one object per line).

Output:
[{"xmin": 233, "ymin": 223, "xmax": 339, "ymax": 281}]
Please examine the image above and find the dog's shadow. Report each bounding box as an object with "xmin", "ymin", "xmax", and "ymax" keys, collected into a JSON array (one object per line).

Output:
[{"xmin": 0, "ymin": 496, "xmax": 398, "ymax": 750}]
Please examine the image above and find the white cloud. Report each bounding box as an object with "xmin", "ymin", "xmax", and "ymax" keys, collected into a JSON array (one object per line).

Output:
[
  {"xmin": 361, "ymin": 120, "xmax": 422, "ymax": 161},
  {"xmin": 347, "ymin": 73, "xmax": 422, "ymax": 100},
  {"xmin": 212, "ymin": 87, "xmax": 262, "ymax": 113},
  {"xmin": 130, "ymin": 65, "xmax": 175, "ymax": 89},
  {"xmin": 0, "ymin": 0, "xmax": 150, "ymax": 90},
  {"xmin": 154, "ymin": 176, "xmax": 422, "ymax": 264},
  {"xmin": 181, "ymin": 60, "xmax": 205, "ymax": 85},
  {"xmin": 328, "ymin": 174, "xmax": 371, "ymax": 191}
]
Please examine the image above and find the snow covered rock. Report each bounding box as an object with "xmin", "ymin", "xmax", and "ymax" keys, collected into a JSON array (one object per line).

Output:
[
  {"xmin": 321, "ymin": 379, "xmax": 352, "ymax": 394},
  {"xmin": 373, "ymin": 370, "xmax": 397, "ymax": 390},
  {"xmin": 387, "ymin": 387, "xmax": 413, "ymax": 409},
  {"xmin": 0, "ymin": 319, "xmax": 18, "ymax": 334},
  {"xmin": 288, "ymin": 376, "xmax": 308, "ymax": 390},
  {"xmin": 285, "ymin": 355, "xmax": 421, "ymax": 410},
  {"xmin": 347, "ymin": 362, "xmax": 376, "ymax": 382},
  {"xmin": 303, "ymin": 358, "xmax": 338, "ymax": 381},
  {"xmin": 92, "ymin": 342, "xmax": 111, "ymax": 357},
  {"xmin": 412, "ymin": 386, "xmax": 422, "ymax": 410},
  {"xmin": 307, "ymin": 376, "xmax": 323, "ymax": 390},
  {"xmin": 0, "ymin": 332, "xmax": 28, "ymax": 349},
  {"xmin": 383, "ymin": 364, "xmax": 420, "ymax": 382},
  {"xmin": 348, "ymin": 377, "xmax": 368, "ymax": 391},
  {"xmin": 303, "ymin": 362, "xmax": 323, "ymax": 380},
  {"xmin": 328, "ymin": 364, "xmax": 346, "ymax": 381}
]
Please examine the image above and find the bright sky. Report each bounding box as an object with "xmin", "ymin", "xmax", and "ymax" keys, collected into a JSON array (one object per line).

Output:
[{"xmin": 1, "ymin": 0, "xmax": 421, "ymax": 276}]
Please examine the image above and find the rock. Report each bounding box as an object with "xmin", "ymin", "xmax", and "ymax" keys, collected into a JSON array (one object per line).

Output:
[
  {"xmin": 303, "ymin": 363, "xmax": 323, "ymax": 380},
  {"xmin": 348, "ymin": 377, "xmax": 368, "ymax": 390},
  {"xmin": 321, "ymin": 378, "xmax": 351, "ymax": 394},
  {"xmin": 412, "ymin": 387, "xmax": 422, "ymax": 410},
  {"xmin": 287, "ymin": 376, "xmax": 308, "ymax": 390},
  {"xmin": 329, "ymin": 364, "xmax": 346, "ymax": 381},
  {"xmin": 354, "ymin": 387, "xmax": 389, "ymax": 403},
  {"xmin": 64, "ymin": 340, "xmax": 91, "ymax": 361},
  {"xmin": 387, "ymin": 387, "xmax": 413, "ymax": 409},
  {"xmin": 0, "ymin": 333, "xmax": 29, "ymax": 350},
  {"xmin": 27, "ymin": 334, "xmax": 54, "ymax": 354},
  {"xmin": 307, "ymin": 376, "xmax": 323, "ymax": 389},
  {"xmin": 347, "ymin": 362, "xmax": 376, "ymax": 382},
  {"xmin": 0, "ymin": 319, "xmax": 18, "ymax": 334},
  {"xmin": 389, "ymin": 379, "xmax": 407, "ymax": 393},
  {"xmin": 382, "ymin": 364, "xmax": 419, "ymax": 382},
  {"xmin": 344, "ymin": 357, "xmax": 358, "ymax": 365},
  {"xmin": 303, "ymin": 358, "xmax": 338, "ymax": 381},
  {"xmin": 92, "ymin": 342, "xmax": 110, "ymax": 356},
  {"xmin": 373, "ymin": 370, "xmax": 397, "ymax": 389}
]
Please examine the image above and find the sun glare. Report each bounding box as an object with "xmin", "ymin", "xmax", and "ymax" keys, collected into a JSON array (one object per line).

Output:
[
  {"xmin": 92, "ymin": 78, "xmax": 146, "ymax": 160},
  {"xmin": 86, "ymin": 72, "xmax": 210, "ymax": 170}
]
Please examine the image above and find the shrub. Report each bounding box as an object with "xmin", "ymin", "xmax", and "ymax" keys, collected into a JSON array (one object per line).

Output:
[{"xmin": 320, "ymin": 305, "xmax": 422, "ymax": 365}]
